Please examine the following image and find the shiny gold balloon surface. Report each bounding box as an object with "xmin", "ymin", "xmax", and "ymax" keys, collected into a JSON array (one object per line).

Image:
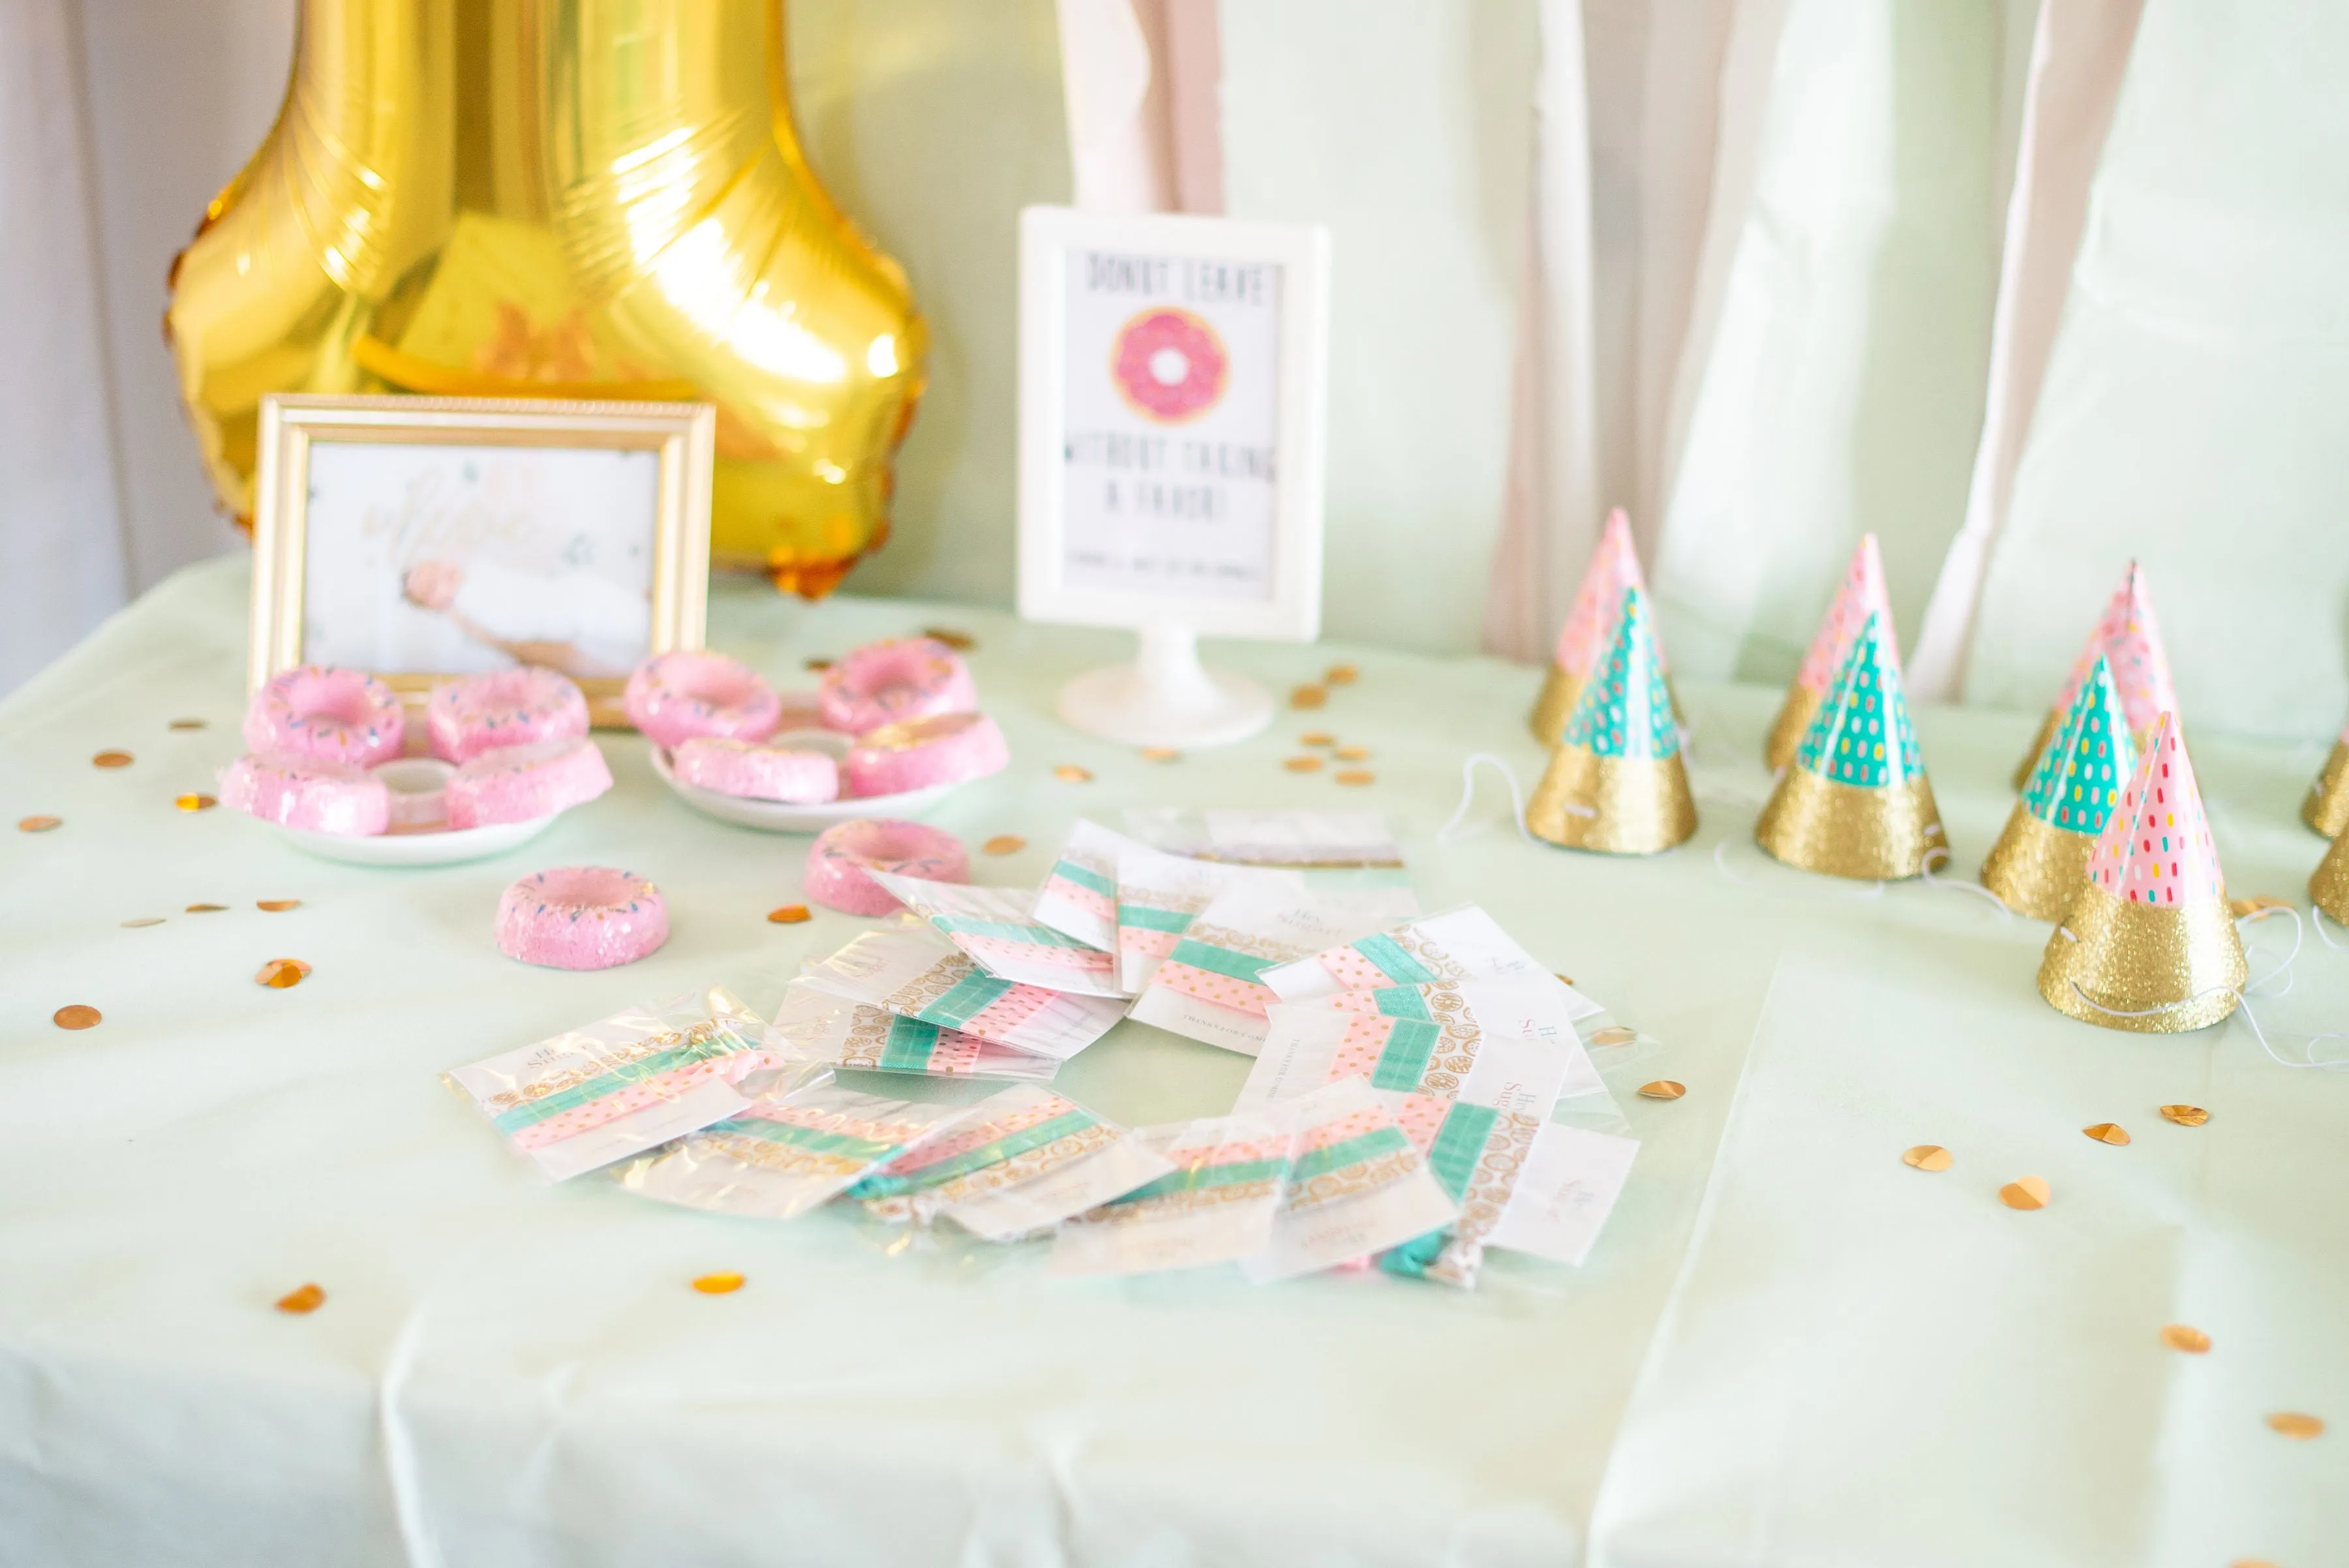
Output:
[{"xmin": 167, "ymin": 0, "xmax": 925, "ymax": 596}]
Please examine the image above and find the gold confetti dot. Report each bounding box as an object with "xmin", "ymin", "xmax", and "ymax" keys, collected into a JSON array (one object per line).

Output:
[
  {"xmin": 1299, "ymin": 731, "xmax": 1336, "ymax": 746},
  {"xmin": 168, "ymin": 718, "xmax": 208, "ymax": 731},
  {"xmin": 1140, "ymin": 746, "xmax": 1180, "ymax": 762},
  {"xmin": 805, "ymin": 656, "xmax": 834, "ymax": 671},
  {"xmin": 1334, "ymin": 770, "xmax": 1375, "ymax": 787},
  {"xmin": 256, "ymin": 899, "xmax": 300, "ymax": 912},
  {"xmin": 1290, "ymin": 684, "xmax": 1327, "ymax": 709},
  {"xmin": 983, "ymin": 835, "xmax": 1026, "ymax": 855},
  {"xmin": 2160, "ymin": 1103, "xmax": 2210, "ymax": 1126},
  {"xmin": 2083, "ymin": 1122, "xmax": 2130, "ymax": 1145},
  {"xmin": 1903, "ymin": 1145, "xmax": 1954, "ymax": 1171},
  {"xmin": 1283, "ymin": 756, "xmax": 1324, "ymax": 773},
  {"xmin": 274, "ymin": 1283, "xmax": 326, "ymax": 1314},
  {"xmin": 1053, "ymin": 764, "xmax": 1093, "ymax": 784},
  {"xmin": 176, "ymin": 793, "xmax": 217, "ymax": 812},
  {"xmin": 2000, "ymin": 1175, "xmax": 2051, "ymax": 1210},
  {"xmin": 1334, "ymin": 745, "xmax": 1370, "ymax": 762},
  {"xmin": 1553, "ymin": 972, "xmax": 1575, "ymax": 986},
  {"xmin": 692, "ymin": 1271, "xmax": 746, "ymax": 1295},
  {"xmin": 53, "ymin": 1004, "xmax": 101, "ymax": 1030},
  {"xmin": 1637, "ymin": 1080, "xmax": 1685, "ymax": 1101},
  {"xmin": 1325, "ymin": 663, "xmax": 1359, "ymax": 685},
  {"xmin": 2160, "ymin": 1324, "xmax": 2211, "ymax": 1353},
  {"xmin": 186, "ymin": 903, "xmax": 227, "ymax": 914},
  {"xmin": 1589, "ymin": 1026, "xmax": 1636, "ymax": 1047},
  {"xmin": 922, "ymin": 627, "xmax": 976, "ymax": 651},
  {"xmin": 2267, "ymin": 1411, "xmax": 2325, "ymax": 1439},
  {"xmin": 121, "ymin": 918, "xmax": 164, "ymax": 929},
  {"xmin": 2229, "ymin": 1559, "xmax": 2280, "ymax": 1568},
  {"xmin": 92, "ymin": 750, "xmax": 133, "ymax": 769},
  {"xmin": 18, "ymin": 814, "xmax": 61, "ymax": 833},
  {"xmin": 767, "ymin": 904, "xmax": 812, "ymax": 924},
  {"xmin": 256, "ymin": 958, "xmax": 311, "ymax": 989}
]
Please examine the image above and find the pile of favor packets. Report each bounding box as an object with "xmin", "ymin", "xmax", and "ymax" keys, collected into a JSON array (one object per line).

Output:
[{"xmin": 445, "ymin": 811, "xmax": 1641, "ymax": 1288}]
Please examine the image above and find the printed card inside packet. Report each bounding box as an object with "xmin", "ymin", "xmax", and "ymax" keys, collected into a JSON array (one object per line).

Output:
[
  {"xmin": 1242, "ymin": 1079, "xmax": 1458, "ymax": 1284},
  {"xmin": 1258, "ymin": 905, "xmax": 1601, "ymax": 1018},
  {"xmin": 1112, "ymin": 845, "xmax": 1301, "ymax": 996},
  {"xmin": 1126, "ymin": 808, "xmax": 1405, "ymax": 872},
  {"xmin": 1048, "ymin": 1111, "xmax": 1294, "ymax": 1278},
  {"xmin": 1031, "ymin": 818, "xmax": 1138, "ymax": 959},
  {"xmin": 798, "ymin": 928, "xmax": 1126, "ymax": 1061},
  {"xmin": 763, "ymin": 983, "xmax": 1060, "ymax": 1082},
  {"xmin": 865, "ymin": 873, "xmax": 1126, "ymax": 999},
  {"xmin": 1239, "ymin": 979, "xmax": 1601, "ymax": 1116}
]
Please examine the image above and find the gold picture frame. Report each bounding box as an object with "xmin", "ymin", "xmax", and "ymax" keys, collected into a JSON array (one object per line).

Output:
[{"xmin": 249, "ymin": 393, "xmax": 714, "ymax": 727}]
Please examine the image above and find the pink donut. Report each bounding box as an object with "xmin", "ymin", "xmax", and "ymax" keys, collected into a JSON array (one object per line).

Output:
[
  {"xmin": 444, "ymin": 737, "xmax": 613, "ymax": 828},
  {"xmin": 672, "ymin": 737, "xmax": 840, "ymax": 803},
  {"xmin": 819, "ymin": 637, "xmax": 978, "ymax": 734},
  {"xmin": 243, "ymin": 666, "xmax": 405, "ymax": 768},
  {"xmin": 497, "ymin": 867, "xmax": 669, "ymax": 970},
  {"xmin": 624, "ymin": 651, "xmax": 783, "ymax": 749},
  {"xmin": 806, "ymin": 819, "xmax": 970, "ymax": 915},
  {"xmin": 427, "ymin": 668, "xmax": 590, "ymax": 763},
  {"xmin": 222, "ymin": 750, "xmax": 391, "ymax": 836},
  {"xmin": 845, "ymin": 711, "xmax": 1009, "ymax": 798}
]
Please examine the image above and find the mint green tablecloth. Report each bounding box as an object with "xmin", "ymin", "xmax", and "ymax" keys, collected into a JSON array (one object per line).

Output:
[{"xmin": 1, "ymin": 560, "xmax": 2341, "ymax": 1567}]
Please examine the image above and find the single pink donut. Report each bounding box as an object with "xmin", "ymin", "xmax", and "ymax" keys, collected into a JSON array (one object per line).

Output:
[
  {"xmin": 497, "ymin": 867, "xmax": 669, "ymax": 970},
  {"xmin": 427, "ymin": 668, "xmax": 590, "ymax": 763},
  {"xmin": 243, "ymin": 666, "xmax": 405, "ymax": 768},
  {"xmin": 672, "ymin": 737, "xmax": 840, "ymax": 803},
  {"xmin": 624, "ymin": 651, "xmax": 783, "ymax": 749},
  {"xmin": 845, "ymin": 712, "xmax": 1009, "ymax": 798},
  {"xmin": 818, "ymin": 637, "xmax": 978, "ymax": 734},
  {"xmin": 444, "ymin": 737, "xmax": 614, "ymax": 828},
  {"xmin": 805, "ymin": 819, "xmax": 970, "ymax": 915},
  {"xmin": 222, "ymin": 750, "xmax": 392, "ymax": 836}
]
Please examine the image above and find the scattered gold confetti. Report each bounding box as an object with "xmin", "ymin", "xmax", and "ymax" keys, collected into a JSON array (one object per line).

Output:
[
  {"xmin": 922, "ymin": 627, "xmax": 976, "ymax": 651},
  {"xmin": 121, "ymin": 918, "xmax": 164, "ymax": 929},
  {"xmin": 1140, "ymin": 746, "xmax": 1180, "ymax": 762},
  {"xmin": 1300, "ymin": 731, "xmax": 1336, "ymax": 746},
  {"xmin": 2160, "ymin": 1104, "xmax": 2210, "ymax": 1127},
  {"xmin": 1903, "ymin": 1145, "xmax": 1954, "ymax": 1172},
  {"xmin": 1291, "ymin": 684, "xmax": 1328, "ymax": 709},
  {"xmin": 168, "ymin": 718, "xmax": 208, "ymax": 731},
  {"xmin": 1637, "ymin": 1080, "xmax": 1686, "ymax": 1100},
  {"xmin": 274, "ymin": 1283, "xmax": 326, "ymax": 1314},
  {"xmin": 1325, "ymin": 664, "xmax": 1359, "ymax": 685},
  {"xmin": 2160, "ymin": 1324, "xmax": 2211, "ymax": 1353},
  {"xmin": 1284, "ymin": 756, "xmax": 1325, "ymax": 773},
  {"xmin": 2000, "ymin": 1175, "xmax": 2052, "ymax": 1210},
  {"xmin": 1334, "ymin": 770, "xmax": 1375, "ymax": 787},
  {"xmin": 256, "ymin": 899, "xmax": 300, "ymax": 912},
  {"xmin": 692, "ymin": 1271, "xmax": 746, "ymax": 1295},
  {"xmin": 767, "ymin": 904, "xmax": 812, "ymax": 924},
  {"xmin": 1590, "ymin": 1026, "xmax": 1636, "ymax": 1047},
  {"xmin": 983, "ymin": 835, "xmax": 1026, "ymax": 855},
  {"xmin": 1053, "ymin": 764, "xmax": 1094, "ymax": 784},
  {"xmin": 176, "ymin": 793, "xmax": 217, "ymax": 812},
  {"xmin": 1553, "ymin": 972, "xmax": 1575, "ymax": 986},
  {"xmin": 2267, "ymin": 1411, "xmax": 2324, "ymax": 1439},
  {"xmin": 2083, "ymin": 1122, "xmax": 2130, "ymax": 1145},
  {"xmin": 256, "ymin": 958, "xmax": 312, "ymax": 989},
  {"xmin": 18, "ymin": 814, "xmax": 61, "ymax": 832},
  {"xmin": 186, "ymin": 903, "xmax": 227, "ymax": 913},
  {"xmin": 2229, "ymin": 894, "xmax": 2292, "ymax": 917},
  {"xmin": 53, "ymin": 1004, "xmax": 101, "ymax": 1030},
  {"xmin": 92, "ymin": 750, "xmax": 133, "ymax": 769},
  {"xmin": 805, "ymin": 656, "xmax": 834, "ymax": 671}
]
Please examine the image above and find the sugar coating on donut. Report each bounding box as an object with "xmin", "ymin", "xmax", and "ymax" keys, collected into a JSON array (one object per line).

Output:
[
  {"xmin": 805, "ymin": 818, "xmax": 970, "ymax": 915},
  {"xmin": 223, "ymin": 750, "xmax": 392, "ymax": 836},
  {"xmin": 427, "ymin": 668, "xmax": 591, "ymax": 763},
  {"xmin": 845, "ymin": 711, "xmax": 1010, "ymax": 798},
  {"xmin": 497, "ymin": 866, "xmax": 669, "ymax": 970},
  {"xmin": 445, "ymin": 737, "xmax": 614, "ymax": 828},
  {"xmin": 624, "ymin": 651, "xmax": 784, "ymax": 749},
  {"xmin": 243, "ymin": 666, "xmax": 406, "ymax": 769},
  {"xmin": 819, "ymin": 637, "xmax": 979, "ymax": 735},
  {"xmin": 672, "ymin": 737, "xmax": 840, "ymax": 803}
]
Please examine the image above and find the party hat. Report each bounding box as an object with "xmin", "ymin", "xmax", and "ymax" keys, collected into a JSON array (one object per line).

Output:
[
  {"xmin": 1980, "ymin": 654, "xmax": 2138, "ymax": 919},
  {"xmin": 1527, "ymin": 585, "xmax": 1696, "ymax": 853},
  {"xmin": 1755, "ymin": 609, "xmax": 1944, "ymax": 879},
  {"xmin": 1766, "ymin": 534, "xmax": 1896, "ymax": 772},
  {"xmin": 2299, "ymin": 711, "xmax": 2349, "ymax": 837},
  {"xmin": 2311, "ymin": 824, "xmax": 2349, "ymax": 925},
  {"xmin": 1529, "ymin": 508, "xmax": 1664, "ymax": 746},
  {"xmin": 2038, "ymin": 714, "xmax": 2244, "ymax": 1032},
  {"xmin": 2012, "ymin": 562, "xmax": 2179, "ymax": 789}
]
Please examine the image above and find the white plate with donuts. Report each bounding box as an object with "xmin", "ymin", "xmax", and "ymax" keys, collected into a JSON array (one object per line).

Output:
[
  {"xmin": 649, "ymin": 729, "xmax": 958, "ymax": 833},
  {"xmin": 256, "ymin": 757, "xmax": 571, "ymax": 867}
]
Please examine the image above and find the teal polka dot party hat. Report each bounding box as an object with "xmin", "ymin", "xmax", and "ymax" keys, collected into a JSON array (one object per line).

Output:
[
  {"xmin": 1981, "ymin": 654, "xmax": 2140, "ymax": 919},
  {"xmin": 1527, "ymin": 585, "xmax": 1696, "ymax": 854}
]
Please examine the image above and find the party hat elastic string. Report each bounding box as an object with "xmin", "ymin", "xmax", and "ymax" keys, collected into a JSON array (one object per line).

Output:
[
  {"xmin": 1438, "ymin": 754, "xmax": 1537, "ymax": 844},
  {"xmin": 2053, "ymin": 906, "xmax": 2346, "ymax": 1069},
  {"xmin": 1921, "ymin": 848, "xmax": 2014, "ymax": 915}
]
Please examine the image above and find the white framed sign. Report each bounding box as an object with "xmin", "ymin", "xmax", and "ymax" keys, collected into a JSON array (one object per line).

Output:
[{"xmin": 1017, "ymin": 206, "xmax": 1330, "ymax": 745}]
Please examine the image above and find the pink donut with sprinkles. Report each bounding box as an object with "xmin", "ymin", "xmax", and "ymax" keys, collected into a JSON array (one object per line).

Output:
[
  {"xmin": 624, "ymin": 651, "xmax": 783, "ymax": 750},
  {"xmin": 444, "ymin": 737, "xmax": 613, "ymax": 829},
  {"xmin": 845, "ymin": 712, "xmax": 1009, "ymax": 798},
  {"xmin": 222, "ymin": 750, "xmax": 391, "ymax": 836},
  {"xmin": 496, "ymin": 866, "xmax": 669, "ymax": 970},
  {"xmin": 1111, "ymin": 307, "xmax": 1229, "ymax": 423},
  {"xmin": 243, "ymin": 666, "xmax": 405, "ymax": 769},
  {"xmin": 672, "ymin": 737, "xmax": 840, "ymax": 803},
  {"xmin": 805, "ymin": 819, "xmax": 970, "ymax": 916},
  {"xmin": 819, "ymin": 637, "xmax": 978, "ymax": 735},
  {"xmin": 427, "ymin": 668, "xmax": 590, "ymax": 763}
]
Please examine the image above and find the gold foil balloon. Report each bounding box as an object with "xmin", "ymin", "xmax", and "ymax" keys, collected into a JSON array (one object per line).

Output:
[{"xmin": 166, "ymin": 0, "xmax": 925, "ymax": 596}]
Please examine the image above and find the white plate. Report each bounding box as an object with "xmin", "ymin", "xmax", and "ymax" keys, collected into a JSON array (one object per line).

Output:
[
  {"xmin": 649, "ymin": 728, "xmax": 957, "ymax": 833},
  {"xmin": 269, "ymin": 812, "xmax": 561, "ymax": 867}
]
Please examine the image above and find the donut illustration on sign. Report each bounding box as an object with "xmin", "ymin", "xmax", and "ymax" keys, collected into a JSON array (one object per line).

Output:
[{"xmin": 1111, "ymin": 307, "xmax": 1229, "ymax": 423}]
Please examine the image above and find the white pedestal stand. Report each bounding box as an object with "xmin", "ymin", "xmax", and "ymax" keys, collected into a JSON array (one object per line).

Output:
[{"xmin": 1056, "ymin": 624, "xmax": 1273, "ymax": 748}]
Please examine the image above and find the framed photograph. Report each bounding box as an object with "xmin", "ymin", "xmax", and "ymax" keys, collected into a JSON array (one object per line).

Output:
[
  {"xmin": 249, "ymin": 394, "xmax": 714, "ymax": 726},
  {"xmin": 1017, "ymin": 206, "xmax": 1329, "ymax": 643}
]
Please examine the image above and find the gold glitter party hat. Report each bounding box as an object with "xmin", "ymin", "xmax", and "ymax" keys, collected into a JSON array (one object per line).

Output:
[
  {"xmin": 2300, "ymin": 709, "xmax": 2349, "ymax": 838},
  {"xmin": 1529, "ymin": 508, "xmax": 1659, "ymax": 746},
  {"xmin": 1755, "ymin": 609, "xmax": 1944, "ymax": 880},
  {"xmin": 2311, "ymin": 827, "xmax": 2349, "ymax": 925},
  {"xmin": 1981, "ymin": 654, "xmax": 2137, "ymax": 919},
  {"xmin": 2012, "ymin": 562, "xmax": 2179, "ymax": 789},
  {"xmin": 1766, "ymin": 534, "xmax": 1895, "ymax": 773},
  {"xmin": 2038, "ymin": 715, "xmax": 2245, "ymax": 1032},
  {"xmin": 1528, "ymin": 586, "xmax": 1696, "ymax": 854}
]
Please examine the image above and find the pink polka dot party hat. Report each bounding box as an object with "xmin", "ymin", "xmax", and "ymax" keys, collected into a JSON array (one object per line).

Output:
[
  {"xmin": 1526, "ymin": 585, "xmax": 1696, "ymax": 854},
  {"xmin": 1528, "ymin": 508, "xmax": 1670, "ymax": 747},
  {"xmin": 2012, "ymin": 561, "xmax": 2180, "ymax": 790},
  {"xmin": 1766, "ymin": 534, "xmax": 1896, "ymax": 773}
]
